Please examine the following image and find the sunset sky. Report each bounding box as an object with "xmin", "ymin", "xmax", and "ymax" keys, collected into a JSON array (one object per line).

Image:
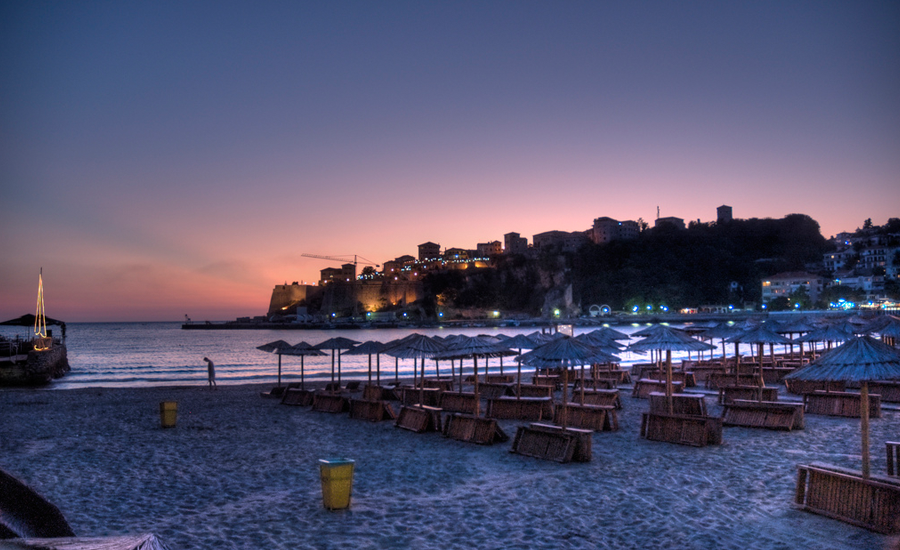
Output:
[{"xmin": 2, "ymin": 1, "xmax": 898, "ymax": 322}]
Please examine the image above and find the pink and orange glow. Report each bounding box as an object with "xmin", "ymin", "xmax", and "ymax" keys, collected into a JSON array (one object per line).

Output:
[{"xmin": 1, "ymin": 2, "xmax": 898, "ymax": 321}]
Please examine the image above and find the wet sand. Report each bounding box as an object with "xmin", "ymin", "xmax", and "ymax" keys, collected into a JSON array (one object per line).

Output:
[{"xmin": 1, "ymin": 382, "xmax": 896, "ymax": 549}]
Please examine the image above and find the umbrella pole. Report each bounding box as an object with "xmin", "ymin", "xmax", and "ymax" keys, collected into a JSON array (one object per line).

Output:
[
  {"xmin": 758, "ymin": 343, "xmax": 764, "ymax": 402},
  {"xmin": 666, "ymin": 350, "xmax": 673, "ymax": 415},
  {"xmin": 516, "ymin": 356, "xmax": 522, "ymax": 400},
  {"xmin": 376, "ymin": 353, "xmax": 381, "ymax": 386},
  {"xmin": 580, "ymin": 363, "xmax": 586, "ymax": 405},
  {"xmin": 435, "ymin": 359, "xmax": 440, "ymax": 380},
  {"xmin": 474, "ymin": 356, "xmax": 480, "ymax": 418},
  {"xmin": 368, "ymin": 355, "xmax": 372, "ymax": 386},
  {"xmin": 337, "ymin": 352, "xmax": 342, "ymax": 386},
  {"xmin": 278, "ymin": 354, "xmax": 282, "ymax": 388},
  {"xmin": 500, "ymin": 356, "xmax": 503, "ymax": 375},
  {"xmin": 330, "ymin": 350, "xmax": 336, "ymax": 386},
  {"xmin": 861, "ymin": 381, "xmax": 871, "ymax": 479},
  {"xmin": 419, "ymin": 357, "xmax": 425, "ymax": 406},
  {"xmin": 561, "ymin": 364, "xmax": 568, "ymax": 429},
  {"xmin": 300, "ymin": 356, "xmax": 305, "ymax": 390},
  {"xmin": 395, "ymin": 357, "xmax": 399, "ymax": 383}
]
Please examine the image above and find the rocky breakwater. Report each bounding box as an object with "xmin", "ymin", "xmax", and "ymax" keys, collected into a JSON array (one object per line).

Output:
[{"xmin": 0, "ymin": 344, "xmax": 70, "ymax": 386}]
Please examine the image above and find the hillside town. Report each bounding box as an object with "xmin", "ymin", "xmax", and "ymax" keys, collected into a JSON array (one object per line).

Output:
[{"xmin": 260, "ymin": 208, "xmax": 899, "ymax": 324}]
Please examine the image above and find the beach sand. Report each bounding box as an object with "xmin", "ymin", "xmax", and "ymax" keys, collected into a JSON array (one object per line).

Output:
[{"xmin": 1, "ymin": 382, "xmax": 896, "ymax": 550}]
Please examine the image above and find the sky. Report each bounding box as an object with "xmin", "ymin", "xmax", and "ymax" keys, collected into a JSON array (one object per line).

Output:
[{"xmin": 1, "ymin": 1, "xmax": 898, "ymax": 322}]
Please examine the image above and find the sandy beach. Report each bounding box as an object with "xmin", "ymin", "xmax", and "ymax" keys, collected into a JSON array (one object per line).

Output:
[{"xmin": 1, "ymin": 382, "xmax": 896, "ymax": 550}]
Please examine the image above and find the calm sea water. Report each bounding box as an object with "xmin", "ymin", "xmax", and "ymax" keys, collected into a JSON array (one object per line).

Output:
[{"xmin": 0, "ymin": 322, "xmax": 764, "ymax": 390}]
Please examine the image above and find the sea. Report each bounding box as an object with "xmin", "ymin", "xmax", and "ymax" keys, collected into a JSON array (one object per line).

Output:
[{"xmin": 0, "ymin": 322, "xmax": 766, "ymax": 390}]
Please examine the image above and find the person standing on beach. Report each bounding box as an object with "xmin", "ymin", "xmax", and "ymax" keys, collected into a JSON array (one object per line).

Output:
[{"xmin": 203, "ymin": 357, "xmax": 216, "ymax": 389}]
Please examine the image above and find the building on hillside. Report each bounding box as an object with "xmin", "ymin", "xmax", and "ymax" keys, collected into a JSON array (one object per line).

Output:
[
  {"xmin": 590, "ymin": 217, "xmax": 639, "ymax": 244},
  {"xmin": 760, "ymin": 271, "xmax": 825, "ymax": 304},
  {"xmin": 654, "ymin": 216, "xmax": 685, "ymax": 230},
  {"xmin": 320, "ymin": 263, "xmax": 357, "ymax": 284},
  {"xmin": 444, "ymin": 247, "xmax": 470, "ymax": 261},
  {"xmin": 717, "ymin": 205, "xmax": 733, "ymax": 224},
  {"xmin": 504, "ymin": 232, "xmax": 529, "ymax": 255},
  {"xmin": 418, "ymin": 242, "xmax": 441, "ymax": 261},
  {"xmin": 477, "ymin": 241, "xmax": 502, "ymax": 257},
  {"xmin": 532, "ymin": 230, "xmax": 591, "ymax": 252},
  {"xmin": 823, "ymin": 249, "xmax": 856, "ymax": 273},
  {"xmin": 833, "ymin": 270, "xmax": 885, "ymax": 300},
  {"xmin": 382, "ymin": 255, "xmax": 415, "ymax": 277}
]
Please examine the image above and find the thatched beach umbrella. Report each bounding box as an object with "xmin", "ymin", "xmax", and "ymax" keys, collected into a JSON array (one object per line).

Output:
[
  {"xmin": 628, "ymin": 327, "xmax": 713, "ymax": 413},
  {"xmin": 784, "ymin": 336, "xmax": 900, "ymax": 478},
  {"xmin": 284, "ymin": 341, "xmax": 325, "ymax": 390},
  {"xmin": 726, "ymin": 326, "xmax": 792, "ymax": 401},
  {"xmin": 517, "ymin": 336, "xmax": 599, "ymax": 428},
  {"xmin": 256, "ymin": 340, "xmax": 294, "ymax": 388},
  {"xmin": 384, "ymin": 333, "xmax": 445, "ymax": 405},
  {"xmin": 797, "ymin": 325, "xmax": 853, "ymax": 358},
  {"xmin": 343, "ymin": 341, "xmax": 388, "ymax": 386},
  {"xmin": 435, "ymin": 336, "xmax": 514, "ymax": 417},
  {"xmin": 314, "ymin": 337, "xmax": 360, "ymax": 387},
  {"xmin": 701, "ymin": 322, "xmax": 744, "ymax": 363}
]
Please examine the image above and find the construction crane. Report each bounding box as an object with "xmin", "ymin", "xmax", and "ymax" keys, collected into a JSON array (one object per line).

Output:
[{"xmin": 301, "ymin": 254, "xmax": 380, "ymax": 268}]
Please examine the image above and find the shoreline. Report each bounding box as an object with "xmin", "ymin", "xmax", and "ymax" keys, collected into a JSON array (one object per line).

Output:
[{"xmin": 2, "ymin": 382, "xmax": 896, "ymax": 549}]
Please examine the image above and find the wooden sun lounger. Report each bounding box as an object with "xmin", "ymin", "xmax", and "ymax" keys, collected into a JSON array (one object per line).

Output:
[
  {"xmin": 687, "ymin": 365, "xmax": 726, "ymax": 383},
  {"xmin": 784, "ymin": 379, "xmax": 846, "ymax": 395},
  {"xmin": 281, "ymin": 388, "xmax": 314, "ymax": 406},
  {"xmin": 532, "ymin": 374, "xmax": 561, "ymax": 389},
  {"xmin": 348, "ymin": 398, "xmax": 397, "ymax": 422},
  {"xmin": 796, "ymin": 462, "xmax": 900, "ymax": 534},
  {"xmin": 718, "ymin": 385, "xmax": 779, "ymax": 405},
  {"xmin": 632, "ymin": 379, "xmax": 684, "ymax": 399},
  {"xmin": 395, "ymin": 405, "xmax": 443, "ymax": 433},
  {"xmin": 363, "ymin": 384, "xmax": 386, "ymax": 401},
  {"xmin": 641, "ymin": 371, "xmax": 696, "ymax": 388},
  {"xmin": 514, "ymin": 384, "xmax": 553, "ymax": 398},
  {"xmin": 803, "ymin": 391, "xmax": 881, "ymax": 418},
  {"xmin": 706, "ymin": 373, "xmax": 759, "ymax": 390},
  {"xmin": 424, "ymin": 378, "xmax": 454, "ymax": 391},
  {"xmin": 640, "ymin": 412, "xmax": 723, "ymax": 447},
  {"xmin": 399, "ymin": 387, "xmax": 442, "ymax": 407},
  {"xmin": 442, "ymin": 413, "xmax": 508, "ymax": 444},
  {"xmin": 648, "ymin": 392, "xmax": 707, "ymax": 416},
  {"xmin": 888, "ymin": 442, "xmax": 900, "ymax": 477},
  {"xmin": 576, "ymin": 389, "xmax": 621, "ymax": 409},
  {"xmin": 761, "ymin": 367, "xmax": 796, "ymax": 384},
  {"xmin": 439, "ymin": 391, "xmax": 478, "ymax": 414},
  {"xmin": 486, "ymin": 396, "xmax": 551, "ymax": 421},
  {"xmin": 311, "ymin": 392, "xmax": 349, "ymax": 413},
  {"xmin": 511, "ymin": 423, "xmax": 592, "ymax": 463},
  {"xmin": 869, "ymin": 381, "xmax": 900, "ymax": 403},
  {"xmin": 479, "ymin": 382, "xmax": 513, "ymax": 399},
  {"xmin": 555, "ymin": 403, "xmax": 618, "ymax": 432},
  {"xmin": 572, "ymin": 377, "xmax": 617, "ymax": 390},
  {"xmin": 722, "ymin": 399, "xmax": 804, "ymax": 430}
]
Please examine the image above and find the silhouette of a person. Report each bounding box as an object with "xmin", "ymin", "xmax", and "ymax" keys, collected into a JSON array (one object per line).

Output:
[{"xmin": 203, "ymin": 357, "xmax": 216, "ymax": 389}]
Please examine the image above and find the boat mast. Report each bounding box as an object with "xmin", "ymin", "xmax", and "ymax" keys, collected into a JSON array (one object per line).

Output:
[{"xmin": 34, "ymin": 268, "xmax": 49, "ymax": 350}]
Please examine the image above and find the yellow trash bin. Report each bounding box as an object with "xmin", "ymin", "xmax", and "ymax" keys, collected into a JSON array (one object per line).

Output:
[
  {"xmin": 318, "ymin": 458, "xmax": 355, "ymax": 510},
  {"xmin": 160, "ymin": 401, "xmax": 177, "ymax": 428}
]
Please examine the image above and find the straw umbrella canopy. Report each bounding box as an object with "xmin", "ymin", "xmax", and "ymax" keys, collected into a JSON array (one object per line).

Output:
[
  {"xmin": 784, "ymin": 335, "xmax": 900, "ymax": 478},
  {"xmin": 797, "ymin": 325, "xmax": 853, "ymax": 357},
  {"xmin": 314, "ymin": 337, "xmax": 361, "ymax": 387},
  {"xmin": 283, "ymin": 341, "xmax": 325, "ymax": 390},
  {"xmin": 434, "ymin": 336, "xmax": 515, "ymax": 417},
  {"xmin": 627, "ymin": 327, "xmax": 713, "ymax": 413},
  {"xmin": 517, "ymin": 336, "xmax": 600, "ymax": 428},
  {"xmin": 726, "ymin": 326, "xmax": 792, "ymax": 401},
  {"xmin": 256, "ymin": 340, "xmax": 294, "ymax": 388},
  {"xmin": 701, "ymin": 322, "xmax": 744, "ymax": 363},
  {"xmin": 383, "ymin": 333, "xmax": 446, "ymax": 405},
  {"xmin": 342, "ymin": 341, "xmax": 388, "ymax": 387}
]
